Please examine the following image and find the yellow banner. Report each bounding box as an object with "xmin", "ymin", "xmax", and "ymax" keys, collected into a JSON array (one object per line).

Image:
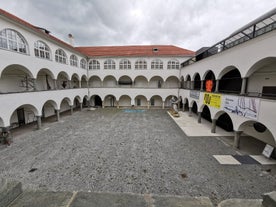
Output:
[{"xmin": 203, "ymin": 93, "xmax": 221, "ymax": 108}]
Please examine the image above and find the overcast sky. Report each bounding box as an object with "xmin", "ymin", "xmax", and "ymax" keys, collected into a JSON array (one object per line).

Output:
[{"xmin": 1, "ymin": 0, "xmax": 276, "ymax": 51}]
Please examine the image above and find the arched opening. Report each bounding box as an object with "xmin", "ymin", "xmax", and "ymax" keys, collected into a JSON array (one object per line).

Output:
[
  {"xmin": 118, "ymin": 76, "xmax": 132, "ymax": 87},
  {"xmin": 90, "ymin": 95, "xmax": 102, "ymax": 107},
  {"xmin": 135, "ymin": 95, "xmax": 147, "ymax": 107},
  {"xmin": 202, "ymin": 105, "xmax": 212, "ymax": 122},
  {"xmin": 216, "ymin": 112, "xmax": 233, "ymax": 132},
  {"xmin": 246, "ymin": 57, "xmax": 276, "ymax": 98},
  {"xmin": 89, "ymin": 76, "xmax": 101, "ymax": 88},
  {"xmin": 103, "ymin": 75, "xmax": 117, "ymax": 87},
  {"xmin": 149, "ymin": 76, "xmax": 164, "ymax": 88},
  {"xmin": 82, "ymin": 96, "xmax": 89, "ymax": 108},
  {"xmin": 0, "ymin": 64, "xmax": 34, "ymax": 93},
  {"xmin": 42, "ymin": 100, "xmax": 58, "ymax": 122},
  {"xmin": 150, "ymin": 95, "xmax": 163, "ymax": 108},
  {"xmin": 57, "ymin": 72, "xmax": 70, "ymax": 89},
  {"xmin": 185, "ymin": 75, "xmax": 191, "ymax": 89},
  {"xmin": 193, "ymin": 73, "xmax": 201, "ymax": 90},
  {"xmin": 238, "ymin": 121, "xmax": 276, "ymax": 155},
  {"xmin": 180, "ymin": 76, "xmax": 184, "ymax": 89},
  {"xmin": 104, "ymin": 95, "xmax": 116, "ymax": 107},
  {"xmin": 60, "ymin": 98, "xmax": 71, "ymax": 115},
  {"xmin": 218, "ymin": 68, "xmax": 242, "ymax": 94},
  {"xmin": 81, "ymin": 75, "xmax": 88, "ymax": 88},
  {"xmin": 184, "ymin": 98, "xmax": 189, "ymax": 111},
  {"xmin": 203, "ymin": 70, "xmax": 216, "ymax": 92},
  {"xmin": 165, "ymin": 76, "xmax": 179, "ymax": 88},
  {"xmin": 134, "ymin": 76, "xmax": 148, "ymax": 88},
  {"xmin": 119, "ymin": 95, "xmax": 131, "ymax": 108},
  {"xmin": 36, "ymin": 68, "xmax": 55, "ymax": 90},
  {"xmin": 71, "ymin": 74, "xmax": 80, "ymax": 88},
  {"xmin": 191, "ymin": 101, "xmax": 198, "ymax": 114},
  {"xmin": 10, "ymin": 104, "xmax": 39, "ymax": 127},
  {"xmin": 74, "ymin": 96, "xmax": 81, "ymax": 110},
  {"xmin": 165, "ymin": 95, "xmax": 176, "ymax": 108}
]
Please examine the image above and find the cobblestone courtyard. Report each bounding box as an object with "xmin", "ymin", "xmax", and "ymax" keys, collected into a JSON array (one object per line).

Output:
[{"xmin": 0, "ymin": 109, "xmax": 275, "ymax": 204}]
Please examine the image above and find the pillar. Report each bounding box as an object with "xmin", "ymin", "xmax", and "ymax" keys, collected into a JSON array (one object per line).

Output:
[
  {"xmin": 147, "ymin": 101, "xmax": 150, "ymax": 109},
  {"xmin": 33, "ymin": 78, "xmax": 37, "ymax": 91},
  {"xmin": 188, "ymin": 107, "xmax": 192, "ymax": 117},
  {"xmin": 56, "ymin": 109, "xmax": 60, "ymax": 121},
  {"xmin": 70, "ymin": 105, "xmax": 73, "ymax": 115},
  {"xmin": 197, "ymin": 112, "xmax": 202, "ymax": 123},
  {"xmin": 240, "ymin": 78, "xmax": 247, "ymax": 95},
  {"xmin": 211, "ymin": 119, "xmax": 217, "ymax": 133},
  {"xmin": 162, "ymin": 101, "xmax": 165, "ymax": 109},
  {"xmin": 200, "ymin": 80, "xmax": 204, "ymax": 91},
  {"xmin": 215, "ymin": 79, "xmax": 220, "ymax": 92},
  {"xmin": 36, "ymin": 116, "xmax": 41, "ymax": 130},
  {"xmin": 68, "ymin": 80, "xmax": 72, "ymax": 89},
  {"xmin": 116, "ymin": 101, "xmax": 119, "ymax": 109},
  {"xmin": 234, "ymin": 131, "xmax": 242, "ymax": 149},
  {"xmin": 53, "ymin": 79, "xmax": 57, "ymax": 90},
  {"xmin": 80, "ymin": 102, "xmax": 83, "ymax": 111},
  {"xmin": 191, "ymin": 81, "xmax": 194, "ymax": 90}
]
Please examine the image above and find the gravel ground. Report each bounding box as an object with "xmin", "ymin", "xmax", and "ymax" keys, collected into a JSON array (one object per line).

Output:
[{"xmin": 0, "ymin": 108, "xmax": 275, "ymax": 205}]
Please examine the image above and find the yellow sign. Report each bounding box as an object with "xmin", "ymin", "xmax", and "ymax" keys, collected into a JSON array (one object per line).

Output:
[{"xmin": 203, "ymin": 93, "xmax": 221, "ymax": 108}]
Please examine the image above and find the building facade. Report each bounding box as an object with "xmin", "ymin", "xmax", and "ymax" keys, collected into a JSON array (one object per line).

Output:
[{"xmin": 0, "ymin": 8, "xmax": 276, "ymax": 151}]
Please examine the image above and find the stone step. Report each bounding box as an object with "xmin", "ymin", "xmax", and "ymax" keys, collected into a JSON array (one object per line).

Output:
[
  {"xmin": 217, "ymin": 199, "xmax": 263, "ymax": 207},
  {"xmin": 0, "ymin": 179, "xmax": 22, "ymax": 207}
]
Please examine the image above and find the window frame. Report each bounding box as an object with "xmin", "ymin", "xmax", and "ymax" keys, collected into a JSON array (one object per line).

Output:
[
  {"xmin": 80, "ymin": 58, "xmax": 87, "ymax": 69},
  {"xmin": 55, "ymin": 49, "xmax": 67, "ymax": 64},
  {"xmin": 70, "ymin": 54, "xmax": 78, "ymax": 67},
  {"xmin": 135, "ymin": 59, "xmax": 147, "ymax": 70},
  {"xmin": 34, "ymin": 40, "xmax": 51, "ymax": 60},
  {"xmin": 151, "ymin": 59, "xmax": 163, "ymax": 70},
  {"xmin": 167, "ymin": 59, "xmax": 180, "ymax": 69},
  {"xmin": 104, "ymin": 59, "xmax": 116, "ymax": 70},
  {"xmin": 89, "ymin": 59, "xmax": 100, "ymax": 70},
  {"xmin": 119, "ymin": 59, "xmax": 131, "ymax": 70}
]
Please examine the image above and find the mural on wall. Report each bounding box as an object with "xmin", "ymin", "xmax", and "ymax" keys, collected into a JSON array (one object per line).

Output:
[
  {"xmin": 203, "ymin": 93, "xmax": 221, "ymax": 108},
  {"xmin": 223, "ymin": 96, "xmax": 260, "ymax": 120}
]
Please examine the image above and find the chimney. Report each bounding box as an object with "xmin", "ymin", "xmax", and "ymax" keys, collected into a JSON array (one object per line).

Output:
[{"xmin": 68, "ymin": 34, "xmax": 74, "ymax": 46}]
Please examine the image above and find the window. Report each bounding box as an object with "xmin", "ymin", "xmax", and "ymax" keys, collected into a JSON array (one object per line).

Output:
[
  {"xmin": 55, "ymin": 49, "xmax": 67, "ymax": 64},
  {"xmin": 80, "ymin": 58, "xmax": 87, "ymax": 69},
  {"xmin": 89, "ymin": 60, "xmax": 100, "ymax": 70},
  {"xmin": 168, "ymin": 60, "xmax": 180, "ymax": 69},
  {"xmin": 70, "ymin": 54, "xmax": 78, "ymax": 67},
  {"xmin": 135, "ymin": 59, "xmax": 147, "ymax": 70},
  {"xmin": 151, "ymin": 59, "xmax": 163, "ymax": 69},
  {"xmin": 0, "ymin": 29, "xmax": 28, "ymax": 54},
  {"xmin": 34, "ymin": 41, "xmax": 51, "ymax": 59},
  {"xmin": 119, "ymin": 59, "xmax": 131, "ymax": 69},
  {"xmin": 104, "ymin": 59, "xmax": 116, "ymax": 69}
]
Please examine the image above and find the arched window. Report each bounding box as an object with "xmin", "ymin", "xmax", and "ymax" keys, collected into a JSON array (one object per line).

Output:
[
  {"xmin": 119, "ymin": 59, "xmax": 131, "ymax": 69},
  {"xmin": 55, "ymin": 49, "xmax": 67, "ymax": 64},
  {"xmin": 34, "ymin": 41, "xmax": 51, "ymax": 59},
  {"xmin": 0, "ymin": 28, "xmax": 28, "ymax": 54},
  {"xmin": 89, "ymin": 60, "xmax": 100, "ymax": 70},
  {"xmin": 151, "ymin": 59, "xmax": 163, "ymax": 69},
  {"xmin": 80, "ymin": 58, "xmax": 87, "ymax": 69},
  {"xmin": 135, "ymin": 59, "xmax": 147, "ymax": 70},
  {"xmin": 70, "ymin": 54, "xmax": 78, "ymax": 67},
  {"xmin": 168, "ymin": 59, "xmax": 180, "ymax": 69},
  {"xmin": 104, "ymin": 59, "xmax": 116, "ymax": 69}
]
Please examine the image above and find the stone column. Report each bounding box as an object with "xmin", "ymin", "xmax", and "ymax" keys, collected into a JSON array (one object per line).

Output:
[
  {"xmin": 215, "ymin": 79, "xmax": 220, "ymax": 92},
  {"xmin": 68, "ymin": 81, "xmax": 72, "ymax": 89},
  {"xmin": 147, "ymin": 101, "xmax": 150, "ymax": 109},
  {"xmin": 162, "ymin": 101, "xmax": 165, "ymax": 109},
  {"xmin": 191, "ymin": 81, "xmax": 194, "ymax": 90},
  {"xmin": 234, "ymin": 131, "xmax": 242, "ymax": 149},
  {"xmin": 80, "ymin": 102, "xmax": 83, "ymax": 111},
  {"xmin": 70, "ymin": 105, "xmax": 73, "ymax": 115},
  {"xmin": 56, "ymin": 109, "xmax": 60, "ymax": 121},
  {"xmin": 116, "ymin": 101, "xmax": 120, "ymax": 109},
  {"xmin": 211, "ymin": 119, "xmax": 217, "ymax": 133},
  {"xmin": 33, "ymin": 78, "xmax": 37, "ymax": 91},
  {"xmin": 188, "ymin": 107, "xmax": 192, "ymax": 117},
  {"xmin": 53, "ymin": 79, "xmax": 57, "ymax": 90},
  {"xmin": 197, "ymin": 112, "xmax": 202, "ymax": 123},
  {"xmin": 200, "ymin": 80, "xmax": 204, "ymax": 91},
  {"xmin": 36, "ymin": 116, "xmax": 41, "ymax": 130},
  {"xmin": 240, "ymin": 78, "xmax": 247, "ymax": 95}
]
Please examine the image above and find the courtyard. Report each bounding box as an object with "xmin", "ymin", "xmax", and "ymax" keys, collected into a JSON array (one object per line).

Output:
[{"xmin": 0, "ymin": 108, "xmax": 275, "ymax": 204}]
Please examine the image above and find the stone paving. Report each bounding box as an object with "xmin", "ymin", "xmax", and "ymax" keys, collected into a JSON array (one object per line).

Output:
[{"xmin": 0, "ymin": 108, "xmax": 275, "ymax": 205}]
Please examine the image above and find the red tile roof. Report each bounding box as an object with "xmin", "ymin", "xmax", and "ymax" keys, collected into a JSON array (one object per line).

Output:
[
  {"xmin": 75, "ymin": 45, "xmax": 195, "ymax": 57},
  {"xmin": 0, "ymin": 8, "xmax": 195, "ymax": 58},
  {"xmin": 0, "ymin": 8, "xmax": 75, "ymax": 50}
]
